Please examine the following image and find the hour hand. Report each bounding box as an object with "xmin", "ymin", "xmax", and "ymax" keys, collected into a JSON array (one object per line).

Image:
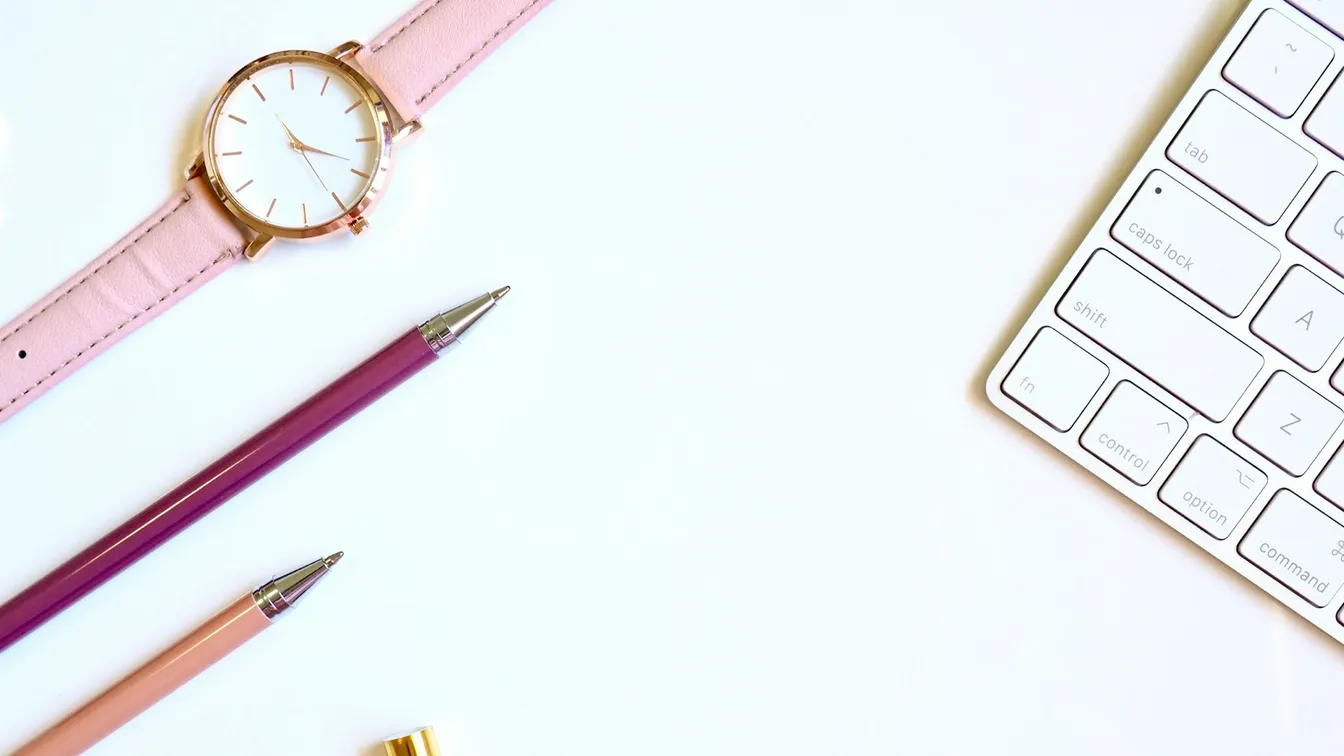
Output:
[{"xmin": 299, "ymin": 144, "xmax": 349, "ymax": 161}]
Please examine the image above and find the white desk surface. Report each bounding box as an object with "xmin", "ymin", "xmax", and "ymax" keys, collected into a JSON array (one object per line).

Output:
[{"xmin": 2, "ymin": 1, "xmax": 1336, "ymax": 754}]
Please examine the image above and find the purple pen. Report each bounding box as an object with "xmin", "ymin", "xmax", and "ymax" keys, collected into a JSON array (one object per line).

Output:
[{"xmin": 0, "ymin": 287, "xmax": 509, "ymax": 654}]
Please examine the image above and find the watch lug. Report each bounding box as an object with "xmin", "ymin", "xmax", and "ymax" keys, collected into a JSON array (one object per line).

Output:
[
  {"xmin": 329, "ymin": 40, "xmax": 362, "ymax": 60},
  {"xmin": 244, "ymin": 234, "xmax": 275, "ymax": 261},
  {"xmin": 392, "ymin": 119, "xmax": 423, "ymax": 145},
  {"xmin": 184, "ymin": 153, "xmax": 204, "ymax": 180}
]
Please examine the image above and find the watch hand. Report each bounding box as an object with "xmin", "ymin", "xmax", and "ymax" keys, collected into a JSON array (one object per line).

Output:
[
  {"xmin": 298, "ymin": 144, "xmax": 350, "ymax": 161},
  {"xmin": 276, "ymin": 115, "xmax": 332, "ymax": 193},
  {"xmin": 275, "ymin": 115, "xmax": 349, "ymax": 161},
  {"xmin": 299, "ymin": 149, "xmax": 331, "ymax": 193},
  {"xmin": 275, "ymin": 115, "xmax": 303, "ymax": 152}
]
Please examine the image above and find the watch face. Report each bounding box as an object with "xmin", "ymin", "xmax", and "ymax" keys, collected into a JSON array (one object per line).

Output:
[{"xmin": 202, "ymin": 51, "xmax": 392, "ymax": 239}]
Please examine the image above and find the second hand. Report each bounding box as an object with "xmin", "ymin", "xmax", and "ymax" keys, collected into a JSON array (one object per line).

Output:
[{"xmin": 300, "ymin": 149, "xmax": 331, "ymax": 193}]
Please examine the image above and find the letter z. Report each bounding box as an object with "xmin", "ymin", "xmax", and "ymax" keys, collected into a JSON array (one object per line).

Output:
[{"xmin": 1282, "ymin": 413, "xmax": 1302, "ymax": 435}]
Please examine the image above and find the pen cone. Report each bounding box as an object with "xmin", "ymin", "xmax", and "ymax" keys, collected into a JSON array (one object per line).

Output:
[
  {"xmin": 419, "ymin": 288, "xmax": 510, "ymax": 353},
  {"xmin": 253, "ymin": 554, "xmax": 341, "ymax": 620}
]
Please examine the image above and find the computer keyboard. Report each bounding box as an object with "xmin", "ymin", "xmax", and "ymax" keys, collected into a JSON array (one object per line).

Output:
[{"xmin": 986, "ymin": 0, "xmax": 1344, "ymax": 645}]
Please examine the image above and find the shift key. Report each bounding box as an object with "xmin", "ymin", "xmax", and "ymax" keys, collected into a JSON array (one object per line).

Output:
[{"xmin": 1057, "ymin": 251, "xmax": 1263, "ymax": 421}]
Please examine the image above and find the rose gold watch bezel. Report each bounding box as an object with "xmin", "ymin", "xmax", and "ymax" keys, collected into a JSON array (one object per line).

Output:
[{"xmin": 200, "ymin": 49, "xmax": 394, "ymax": 242}]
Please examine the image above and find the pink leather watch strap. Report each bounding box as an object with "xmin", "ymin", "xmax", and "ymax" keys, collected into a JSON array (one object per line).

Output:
[
  {"xmin": 355, "ymin": 0, "xmax": 553, "ymax": 124},
  {"xmin": 0, "ymin": 177, "xmax": 245, "ymax": 425}
]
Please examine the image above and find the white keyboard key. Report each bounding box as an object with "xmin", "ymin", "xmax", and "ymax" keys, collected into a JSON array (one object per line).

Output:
[
  {"xmin": 1252, "ymin": 267, "xmax": 1344, "ymax": 371},
  {"xmin": 1082, "ymin": 382, "xmax": 1187, "ymax": 484},
  {"xmin": 1002, "ymin": 328, "xmax": 1108, "ymax": 431},
  {"xmin": 1224, "ymin": 9, "xmax": 1334, "ymax": 117},
  {"xmin": 1160, "ymin": 436, "xmax": 1267, "ymax": 539},
  {"xmin": 1288, "ymin": 173, "xmax": 1344, "ymax": 275},
  {"xmin": 1057, "ymin": 251, "xmax": 1264, "ymax": 422},
  {"xmin": 1290, "ymin": 0, "xmax": 1344, "ymax": 40},
  {"xmin": 1112, "ymin": 171, "xmax": 1279, "ymax": 316},
  {"xmin": 1304, "ymin": 71, "xmax": 1344, "ymax": 160},
  {"xmin": 1236, "ymin": 372, "xmax": 1344, "ymax": 476},
  {"xmin": 1332, "ymin": 360, "xmax": 1344, "ymax": 399},
  {"xmin": 1169, "ymin": 90, "xmax": 1317, "ymax": 224},
  {"xmin": 1239, "ymin": 489, "xmax": 1344, "ymax": 607},
  {"xmin": 1314, "ymin": 445, "xmax": 1344, "ymax": 507}
]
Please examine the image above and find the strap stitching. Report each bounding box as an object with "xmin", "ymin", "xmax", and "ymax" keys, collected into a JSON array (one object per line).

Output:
[
  {"xmin": 0, "ymin": 194, "xmax": 190, "ymax": 346},
  {"xmin": 415, "ymin": 0, "xmax": 542, "ymax": 106},
  {"xmin": 0, "ymin": 249, "xmax": 238, "ymax": 415},
  {"xmin": 369, "ymin": 0, "xmax": 443, "ymax": 52}
]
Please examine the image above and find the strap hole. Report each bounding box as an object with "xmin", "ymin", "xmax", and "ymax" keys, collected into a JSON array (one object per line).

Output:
[{"xmin": 16, "ymin": 350, "xmax": 26, "ymax": 359}]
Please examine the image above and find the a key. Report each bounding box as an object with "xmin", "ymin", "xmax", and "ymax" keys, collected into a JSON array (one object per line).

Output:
[
  {"xmin": 1235, "ymin": 372, "xmax": 1344, "ymax": 476},
  {"xmin": 1112, "ymin": 171, "xmax": 1279, "ymax": 316},
  {"xmin": 1056, "ymin": 251, "xmax": 1264, "ymax": 422},
  {"xmin": 1224, "ymin": 9, "xmax": 1333, "ymax": 117},
  {"xmin": 1251, "ymin": 266, "xmax": 1344, "ymax": 372},
  {"xmin": 1002, "ymin": 328, "xmax": 1109, "ymax": 432},
  {"xmin": 1081, "ymin": 382, "xmax": 1187, "ymax": 485},
  {"xmin": 1287, "ymin": 173, "xmax": 1344, "ymax": 275},
  {"xmin": 1239, "ymin": 489, "xmax": 1344, "ymax": 607},
  {"xmin": 1289, "ymin": 0, "xmax": 1344, "ymax": 42},
  {"xmin": 1169, "ymin": 90, "xmax": 1317, "ymax": 224},
  {"xmin": 1159, "ymin": 436, "xmax": 1266, "ymax": 539}
]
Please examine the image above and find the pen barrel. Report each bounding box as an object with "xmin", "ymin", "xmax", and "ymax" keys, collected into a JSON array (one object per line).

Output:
[
  {"xmin": 0, "ymin": 328, "xmax": 435, "ymax": 653},
  {"xmin": 15, "ymin": 595, "xmax": 269, "ymax": 756}
]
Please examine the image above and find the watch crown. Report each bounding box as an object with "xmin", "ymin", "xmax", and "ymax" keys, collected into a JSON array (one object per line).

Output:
[{"xmin": 350, "ymin": 216, "xmax": 369, "ymax": 235}]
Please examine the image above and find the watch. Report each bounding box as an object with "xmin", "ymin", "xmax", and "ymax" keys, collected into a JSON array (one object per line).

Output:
[{"xmin": 0, "ymin": 0, "xmax": 552, "ymax": 425}]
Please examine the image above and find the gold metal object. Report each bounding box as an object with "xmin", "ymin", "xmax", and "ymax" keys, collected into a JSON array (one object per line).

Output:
[
  {"xmin": 350, "ymin": 216, "xmax": 369, "ymax": 235},
  {"xmin": 277, "ymin": 115, "xmax": 303, "ymax": 151},
  {"xmin": 199, "ymin": 49, "xmax": 395, "ymax": 247},
  {"xmin": 383, "ymin": 727, "xmax": 440, "ymax": 756},
  {"xmin": 299, "ymin": 143, "xmax": 349, "ymax": 160},
  {"xmin": 278, "ymin": 115, "xmax": 350, "ymax": 160},
  {"xmin": 393, "ymin": 119, "xmax": 423, "ymax": 145},
  {"xmin": 244, "ymin": 234, "xmax": 275, "ymax": 261},
  {"xmin": 328, "ymin": 40, "xmax": 362, "ymax": 60},
  {"xmin": 184, "ymin": 154, "xmax": 204, "ymax": 180}
]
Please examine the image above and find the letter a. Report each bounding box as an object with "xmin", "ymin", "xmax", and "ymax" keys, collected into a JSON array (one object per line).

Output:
[{"xmin": 1298, "ymin": 310, "xmax": 1315, "ymax": 330}]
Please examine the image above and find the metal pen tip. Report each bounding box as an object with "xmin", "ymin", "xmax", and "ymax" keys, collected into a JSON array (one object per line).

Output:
[
  {"xmin": 324, "ymin": 551, "xmax": 344, "ymax": 568},
  {"xmin": 419, "ymin": 289, "xmax": 507, "ymax": 353}
]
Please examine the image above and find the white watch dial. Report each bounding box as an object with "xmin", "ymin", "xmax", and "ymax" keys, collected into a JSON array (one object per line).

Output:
[{"xmin": 208, "ymin": 55, "xmax": 383, "ymax": 231}]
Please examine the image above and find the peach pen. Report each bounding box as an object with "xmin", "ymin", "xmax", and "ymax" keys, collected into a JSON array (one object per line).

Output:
[{"xmin": 15, "ymin": 553, "xmax": 342, "ymax": 756}]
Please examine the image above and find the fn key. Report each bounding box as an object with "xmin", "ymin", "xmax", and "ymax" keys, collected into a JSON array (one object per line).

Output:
[{"xmin": 1003, "ymin": 328, "xmax": 1109, "ymax": 432}]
